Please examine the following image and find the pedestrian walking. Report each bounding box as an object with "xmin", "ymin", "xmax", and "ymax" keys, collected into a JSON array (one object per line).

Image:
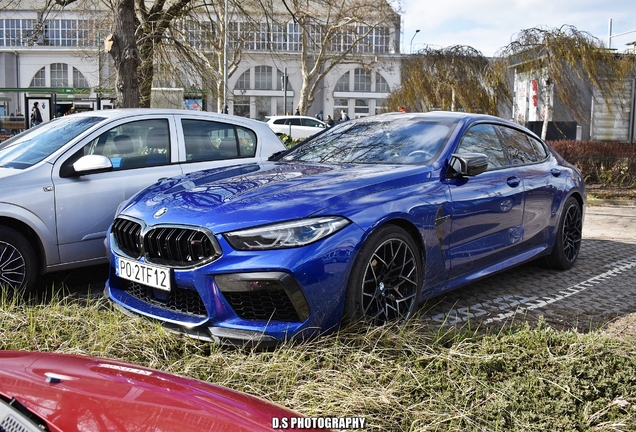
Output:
[
  {"xmin": 340, "ymin": 109, "xmax": 350, "ymax": 121},
  {"xmin": 326, "ymin": 115, "xmax": 334, "ymax": 126}
]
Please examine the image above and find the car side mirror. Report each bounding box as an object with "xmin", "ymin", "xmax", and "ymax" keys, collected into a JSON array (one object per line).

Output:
[
  {"xmin": 73, "ymin": 154, "xmax": 113, "ymax": 175},
  {"xmin": 448, "ymin": 153, "xmax": 488, "ymax": 177}
]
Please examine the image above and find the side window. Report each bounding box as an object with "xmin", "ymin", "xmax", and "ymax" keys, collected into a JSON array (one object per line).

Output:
[
  {"xmin": 497, "ymin": 126, "xmax": 538, "ymax": 164},
  {"xmin": 273, "ymin": 119, "xmax": 286, "ymax": 125},
  {"xmin": 286, "ymin": 118, "xmax": 302, "ymax": 126},
  {"xmin": 83, "ymin": 119, "xmax": 170, "ymax": 170},
  {"xmin": 302, "ymin": 118, "xmax": 323, "ymax": 128},
  {"xmin": 528, "ymin": 136, "xmax": 549, "ymax": 160},
  {"xmin": 182, "ymin": 119, "xmax": 256, "ymax": 161},
  {"xmin": 236, "ymin": 127, "xmax": 257, "ymax": 157},
  {"xmin": 457, "ymin": 123, "xmax": 508, "ymax": 169}
]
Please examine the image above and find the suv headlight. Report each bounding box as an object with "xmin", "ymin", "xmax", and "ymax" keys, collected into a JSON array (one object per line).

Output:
[{"xmin": 224, "ymin": 216, "xmax": 350, "ymax": 250}]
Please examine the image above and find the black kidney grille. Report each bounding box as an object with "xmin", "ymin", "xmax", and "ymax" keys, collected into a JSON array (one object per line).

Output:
[
  {"xmin": 222, "ymin": 290, "xmax": 300, "ymax": 322},
  {"xmin": 144, "ymin": 227, "xmax": 218, "ymax": 266},
  {"xmin": 113, "ymin": 218, "xmax": 142, "ymax": 257},
  {"xmin": 126, "ymin": 282, "xmax": 207, "ymax": 317}
]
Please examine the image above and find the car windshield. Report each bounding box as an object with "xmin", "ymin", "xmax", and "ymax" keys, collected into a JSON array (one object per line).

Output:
[
  {"xmin": 0, "ymin": 116, "xmax": 104, "ymax": 169},
  {"xmin": 279, "ymin": 116, "xmax": 454, "ymax": 164}
]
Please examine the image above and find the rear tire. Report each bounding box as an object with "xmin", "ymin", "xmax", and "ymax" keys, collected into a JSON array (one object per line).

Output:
[
  {"xmin": 343, "ymin": 225, "xmax": 423, "ymax": 325},
  {"xmin": 543, "ymin": 196, "xmax": 582, "ymax": 270},
  {"xmin": 0, "ymin": 226, "xmax": 38, "ymax": 296}
]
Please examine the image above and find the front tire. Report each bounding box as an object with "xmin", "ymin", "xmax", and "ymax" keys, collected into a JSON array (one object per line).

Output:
[
  {"xmin": 0, "ymin": 226, "xmax": 38, "ymax": 296},
  {"xmin": 344, "ymin": 225, "xmax": 423, "ymax": 325},
  {"xmin": 544, "ymin": 196, "xmax": 582, "ymax": 270}
]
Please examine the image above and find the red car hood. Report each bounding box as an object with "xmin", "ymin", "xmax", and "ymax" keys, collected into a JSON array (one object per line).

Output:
[{"xmin": 0, "ymin": 351, "xmax": 321, "ymax": 432}]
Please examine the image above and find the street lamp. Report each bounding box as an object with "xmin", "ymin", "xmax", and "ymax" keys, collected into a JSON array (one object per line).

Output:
[
  {"xmin": 608, "ymin": 18, "xmax": 636, "ymax": 49},
  {"xmin": 410, "ymin": 29, "xmax": 420, "ymax": 54}
]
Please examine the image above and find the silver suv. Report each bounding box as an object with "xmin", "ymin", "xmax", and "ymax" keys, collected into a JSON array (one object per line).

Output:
[{"xmin": 0, "ymin": 109, "xmax": 285, "ymax": 293}]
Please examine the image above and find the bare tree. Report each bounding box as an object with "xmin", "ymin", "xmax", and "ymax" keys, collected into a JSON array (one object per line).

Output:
[
  {"xmin": 387, "ymin": 45, "xmax": 509, "ymax": 115},
  {"xmin": 256, "ymin": 0, "xmax": 400, "ymax": 115},
  {"xmin": 103, "ymin": 0, "xmax": 140, "ymax": 107},
  {"xmin": 498, "ymin": 25, "xmax": 633, "ymax": 140}
]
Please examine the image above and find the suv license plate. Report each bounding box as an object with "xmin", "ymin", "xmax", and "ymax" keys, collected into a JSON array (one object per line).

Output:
[{"xmin": 116, "ymin": 256, "xmax": 171, "ymax": 292}]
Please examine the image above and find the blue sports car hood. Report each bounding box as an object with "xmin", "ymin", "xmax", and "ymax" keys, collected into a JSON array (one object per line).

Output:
[{"xmin": 120, "ymin": 162, "xmax": 432, "ymax": 232}]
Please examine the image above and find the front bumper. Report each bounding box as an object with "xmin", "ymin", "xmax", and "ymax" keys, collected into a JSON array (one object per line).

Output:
[{"xmin": 105, "ymin": 223, "xmax": 365, "ymax": 343}]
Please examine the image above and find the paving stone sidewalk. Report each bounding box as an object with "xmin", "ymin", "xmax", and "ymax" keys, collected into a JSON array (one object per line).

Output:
[{"xmin": 419, "ymin": 204, "xmax": 636, "ymax": 332}]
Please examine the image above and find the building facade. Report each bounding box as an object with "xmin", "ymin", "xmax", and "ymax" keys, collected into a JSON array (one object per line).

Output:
[{"xmin": 0, "ymin": 0, "xmax": 402, "ymax": 125}]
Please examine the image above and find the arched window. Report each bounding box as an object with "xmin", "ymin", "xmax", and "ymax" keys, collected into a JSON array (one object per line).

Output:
[
  {"xmin": 29, "ymin": 63, "xmax": 91, "ymax": 89},
  {"xmin": 333, "ymin": 68, "xmax": 391, "ymax": 120},
  {"xmin": 232, "ymin": 66, "xmax": 294, "ymax": 119},
  {"xmin": 30, "ymin": 67, "xmax": 46, "ymax": 87},
  {"xmin": 73, "ymin": 67, "xmax": 89, "ymax": 88},
  {"xmin": 50, "ymin": 63, "xmax": 68, "ymax": 87}
]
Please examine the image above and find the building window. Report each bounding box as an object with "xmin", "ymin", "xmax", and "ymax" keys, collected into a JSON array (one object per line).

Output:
[
  {"xmin": 228, "ymin": 22, "xmax": 240, "ymax": 49},
  {"xmin": 3, "ymin": 19, "xmax": 35, "ymax": 46},
  {"xmin": 335, "ymin": 72, "xmax": 350, "ymax": 91},
  {"xmin": 271, "ymin": 23, "xmax": 286, "ymax": 51},
  {"xmin": 355, "ymin": 99, "xmax": 369, "ymax": 114},
  {"xmin": 50, "ymin": 63, "xmax": 69, "ymax": 87},
  {"xmin": 288, "ymin": 22, "xmax": 301, "ymax": 51},
  {"xmin": 45, "ymin": 19, "xmax": 78, "ymax": 46},
  {"xmin": 233, "ymin": 96, "xmax": 250, "ymax": 118},
  {"xmin": 254, "ymin": 66, "xmax": 272, "ymax": 90},
  {"xmin": 254, "ymin": 96, "xmax": 271, "ymax": 120},
  {"xmin": 354, "ymin": 69, "xmax": 372, "ymax": 92},
  {"xmin": 334, "ymin": 69, "xmax": 391, "ymax": 118},
  {"xmin": 375, "ymin": 74, "xmax": 389, "ymax": 93},
  {"xmin": 357, "ymin": 26, "xmax": 372, "ymax": 53},
  {"xmin": 372, "ymin": 27, "xmax": 390, "ymax": 53},
  {"xmin": 30, "ymin": 67, "xmax": 46, "ymax": 87},
  {"xmin": 73, "ymin": 67, "xmax": 89, "ymax": 88},
  {"xmin": 375, "ymin": 98, "xmax": 387, "ymax": 114},
  {"xmin": 255, "ymin": 23, "xmax": 268, "ymax": 50},
  {"xmin": 236, "ymin": 70, "xmax": 250, "ymax": 90},
  {"xmin": 333, "ymin": 98, "xmax": 348, "ymax": 121}
]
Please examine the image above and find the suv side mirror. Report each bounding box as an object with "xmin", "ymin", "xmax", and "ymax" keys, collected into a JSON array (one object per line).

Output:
[{"xmin": 448, "ymin": 153, "xmax": 488, "ymax": 177}]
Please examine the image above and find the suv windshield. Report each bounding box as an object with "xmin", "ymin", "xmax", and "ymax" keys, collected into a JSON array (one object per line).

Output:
[
  {"xmin": 0, "ymin": 116, "xmax": 104, "ymax": 169},
  {"xmin": 279, "ymin": 117, "xmax": 453, "ymax": 164}
]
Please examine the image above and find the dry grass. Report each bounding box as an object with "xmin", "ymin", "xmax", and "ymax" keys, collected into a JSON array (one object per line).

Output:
[{"xmin": 2, "ymin": 294, "xmax": 636, "ymax": 431}]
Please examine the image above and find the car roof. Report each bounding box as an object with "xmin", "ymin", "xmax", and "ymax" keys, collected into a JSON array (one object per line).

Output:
[
  {"xmin": 266, "ymin": 115, "xmax": 326, "ymax": 122},
  {"xmin": 73, "ymin": 108, "xmax": 271, "ymax": 129}
]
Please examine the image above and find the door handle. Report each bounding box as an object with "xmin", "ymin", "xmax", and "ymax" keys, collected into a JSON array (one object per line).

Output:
[{"xmin": 506, "ymin": 176, "xmax": 521, "ymax": 188}]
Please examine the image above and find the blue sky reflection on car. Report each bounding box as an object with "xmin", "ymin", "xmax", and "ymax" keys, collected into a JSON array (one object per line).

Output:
[{"xmin": 105, "ymin": 112, "xmax": 585, "ymax": 345}]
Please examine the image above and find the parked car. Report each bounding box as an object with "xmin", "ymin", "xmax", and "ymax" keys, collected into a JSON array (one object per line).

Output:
[
  {"xmin": 0, "ymin": 109, "xmax": 285, "ymax": 294},
  {"xmin": 105, "ymin": 112, "xmax": 585, "ymax": 345},
  {"xmin": 266, "ymin": 115, "xmax": 327, "ymax": 140},
  {"xmin": 0, "ymin": 350, "xmax": 326, "ymax": 431}
]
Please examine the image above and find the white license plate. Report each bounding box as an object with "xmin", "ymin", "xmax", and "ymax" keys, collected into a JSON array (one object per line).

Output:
[{"xmin": 116, "ymin": 256, "xmax": 171, "ymax": 291}]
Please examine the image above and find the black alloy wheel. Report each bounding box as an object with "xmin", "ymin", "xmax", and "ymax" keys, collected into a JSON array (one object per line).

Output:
[
  {"xmin": 344, "ymin": 225, "xmax": 422, "ymax": 325},
  {"xmin": 544, "ymin": 196, "xmax": 582, "ymax": 270}
]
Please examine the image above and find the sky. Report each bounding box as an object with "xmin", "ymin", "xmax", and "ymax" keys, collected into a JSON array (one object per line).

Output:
[{"xmin": 399, "ymin": 0, "xmax": 636, "ymax": 56}]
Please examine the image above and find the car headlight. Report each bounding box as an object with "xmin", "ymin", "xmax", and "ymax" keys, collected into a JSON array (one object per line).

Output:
[{"xmin": 224, "ymin": 216, "xmax": 350, "ymax": 250}]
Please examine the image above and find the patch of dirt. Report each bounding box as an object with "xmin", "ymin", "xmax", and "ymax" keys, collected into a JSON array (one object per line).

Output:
[{"xmin": 603, "ymin": 313, "xmax": 636, "ymax": 339}]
